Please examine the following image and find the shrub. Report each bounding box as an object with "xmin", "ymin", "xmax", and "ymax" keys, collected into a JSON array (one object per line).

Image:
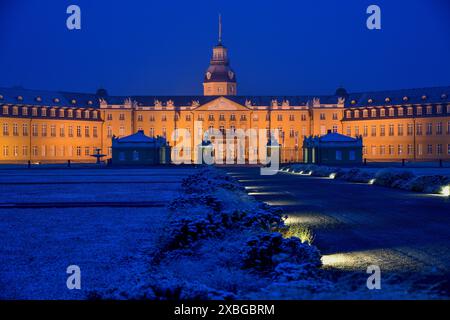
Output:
[
  {"xmin": 374, "ymin": 170, "xmax": 414, "ymax": 187},
  {"xmin": 241, "ymin": 232, "xmax": 321, "ymax": 272},
  {"xmin": 281, "ymin": 223, "xmax": 315, "ymax": 245}
]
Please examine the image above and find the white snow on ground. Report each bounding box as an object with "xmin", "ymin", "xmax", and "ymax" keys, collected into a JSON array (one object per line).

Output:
[{"xmin": 0, "ymin": 168, "xmax": 196, "ymax": 300}]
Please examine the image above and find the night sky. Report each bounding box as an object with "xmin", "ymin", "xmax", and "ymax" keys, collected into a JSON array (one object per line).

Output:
[{"xmin": 1, "ymin": 0, "xmax": 450, "ymax": 96}]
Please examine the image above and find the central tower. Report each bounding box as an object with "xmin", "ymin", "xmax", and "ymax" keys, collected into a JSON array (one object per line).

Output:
[{"xmin": 203, "ymin": 15, "xmax": 237, "ymax": 96}]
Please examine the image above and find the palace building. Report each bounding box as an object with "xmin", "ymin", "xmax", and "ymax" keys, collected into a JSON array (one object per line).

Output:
[{"xmin": 1, "ymin": 20, "xmax": 450, "ymax": 164}]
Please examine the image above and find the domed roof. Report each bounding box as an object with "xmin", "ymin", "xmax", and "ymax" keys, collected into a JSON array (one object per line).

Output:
[{"xmin": 204, "ymin": 64, "xmax": 236, "ymax": 83}]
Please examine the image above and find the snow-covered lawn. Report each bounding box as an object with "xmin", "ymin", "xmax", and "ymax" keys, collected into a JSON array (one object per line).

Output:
[{"xmin": 0, "ymin": 167, "xmax": 196, "ymax": 299}]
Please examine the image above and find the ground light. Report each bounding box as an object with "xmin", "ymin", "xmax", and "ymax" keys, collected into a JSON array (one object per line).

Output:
[
  {"xmin": 368, "ymin": 179, "xmax": 376, "ymax": 185},
  {"xmin": 329, "ymin": 173, "xmax": 337, "ymax": 179},
  {"xmin": 441, "ymin": 185, "xmax": 450, "ymax": 197}
]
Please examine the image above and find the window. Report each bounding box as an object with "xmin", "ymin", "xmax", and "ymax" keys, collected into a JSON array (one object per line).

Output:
[
  {"xmin": 219, "ymin": 114, "xmax": 225, "ymax": 121},
  {"xmin": 22, "ymin": 146, "xmax": 28, "ymax": 156},
  {"xmin": 407, "ymin": 144, "xmax": 413, "ymax": 155},
  {"xmin": 32, "ymin": 146, "xmax": 38, "ymax": 156},
  {"xmin": 162, "ymin": 127, "xmax": 167, "ymax": 138},
  {"xmin": 107, "ymin": 126, "xmax": 112, "ymax": 138},
  {"xmin": 336, "ymin": 150, "xmax": 342, "ymax": 161},
  {"xmin": 60, "ymin": 125, "xmax": 65, "ymax": 137},
  {"xmin": 380, "ymin": 125, "xmax": 385, "ymax": 136},
  {"xmin": 22, "ymin": 107, "xmax": 28, "ymax": 116},
  {"xmin": 398, "ymin": 124, "xmax": 404, "ymax": 136},
  {"xmin": 3, "ymin": 106, "xmax": 9, "ymax": 115},
  {"xmin": 161, "ymin": 115, "xmax": 167, "ymax": 122},
  {"xmin": 137, "ymin": 114, "xmax": 143, "ymax": 121},
  {"xmin": 398, "ymin": 144, "xmax": 403, "ymax": 155},
  {"xmin": 332, "ymin": 125, "xmax": 338, "ymax": 133},
  {"xmin": 332, "ymin": 113, "xmax": 338, "ymax": 120},
  {"xmin": 186, "ymin": 115, "xmax": 191, "ymax": 121},
  {"xmin": 427, "ymin": 144, "xmax": 433, "ymax": 155},
  {"xmin": 41, "ymin": 145, "xmax": 46, "ymax": 157},
  {"xmin": 371, "ymin": 125, "xmax": 376, "ymax": 137},
  {"xmin": 119, "ymin": 113, "xmax": 125, "ymax": 121},
  {"xmin": 2, "ymin": 123, "xmax": 8, "ymax": 136},
  {"xmin": 388, "ymin": 124, "xmax": 394, "ymax": 136},
  {"xmin": 93, "ymin": 126, "xmax": 98, "ymax": 138},
  {"xmin": 208, "ymin": 114, "xmax": 215, "ymax": 121},
  {"xmin": 132, "ymin": 151, "xmax": 140, "ymax": 161},
  {"xmin": 2, "ymin": 146, "xmax": 8, "ymax": 156},
  {"xmin": 85, "ymin": 147, "xmax": 90, "ymax": 156},
  {"xmin": 149, "ymin": 128, "xmax": 154, "ymax": 137},
  {"xmin": 417, "ymin": 106, "xmax": 423, "ymax": 116},
  {"xmin": 119, "ymin": 126, "xmax": 124, "ymax": 136},
  {"xmin": 277, "ymin": 114, "xmax": 283, "ymax": 121},
  {"xmin": 50, "ymin": 125, "xmax": 56, "ymax": 137},
  {"xmin": 349, "ymin": 150, "xmax": 356, "ymax": 161},
  {"xmin": 380, "ymin": 146, "xmax": 386, "ymax": 155},
  {"xmin": 371, "ymin": 109, "xmax": 377, "ymax": 117},
  {"xmin": 59, "ymin": 109, "xmax": 65, "ymax": 117},
  {"xmin": 389, "ymin": 108, "xmax": 395, "ymax": 117},
  {"xmin": 301, "ymin": 114, "xmax": 307, "ymax": 121},
  {"xmin": 230, "ymin": 114, "xmax": 235, "ymax": 121},
  {"xmin": 426, "ymin": 123, "xmax": 432, "ymax": 135},
  {"xmin": 389, "ymin": 145, "xmax": 394, "ymax": 155},
  {"xmin": 320, "ymin": 113, "xmax": 326, "ymax": 120},
  {"xmin": 22, "ymin": 124, "xmax": 28, "ymax": 136},
  {"xmin": 448, "ymin": 144, "xmax": 450, "ymax": 155},
  {"xmin": 371, "ymin": 146, "xmax": 376, "ymax": 155},
  {"xmin": 437, "ymin": 144, "xmax": 443, "ymax": 155},
  {"xmin": 68, "ymin": 126, "xmax": 73, "ymax": 137},
  {"xmin": 289, "ymin": 114, "xmax": 295, "ymax": 121},
  {"xmin": 32, "ymin": 124, "xmax": 38, "ymax": 137},
  {"xmin": 363, "ymin": 125, "xmax": 368, "ymax": 137},
  {"xmin": 42, "ymin": 108, "xmax": 47, "ymax": 117},
  {"xmin": 320, "ymin": 125, "xmax": 326, "ymax": 135},
  {"xmin": 437, "ymin": 122, "xmax": 443, "ymax": 135},
  {"xmin": 380, "ymin": 109, "xmax": 386, "ymax": 117},
  {"xmin": 354, "ymin": 110, "xmax": 360, "ymax": 118},
  {"xmin": 50, "ymin": 109, "xmax": 56, "ymax": 117},
  {"xmin": 346, "ymin": 111, "xmax": 352, "ymax": 118},
  {"xmin": 107, "ymin": 113, "xmax": 113, "ymax": 120},
  {"xmin": 77, "ymin": 126, "xmax": 82, "ymax": 137},
  {"xmin": 418, "ymin": 144, "xmax": 423, "ymax": 156},
  {"xmin": 398, "ymin": 108, "xmax": 404, "ymax": 116},
  {"xmin": 67, "ymin": 110, "xmax": 73, "ymax": 118},
  {"xmin": 416, "ymin": 123, "xmax": 423, "ymax": 135},
  {"xmin": 407, "ymin": 123, "xmax": 413, "ymax": 136},
  {"xmin": 346, "ymin": 126, "xmax": 351, "ymax": 136},
  {"xmin": 407, "ymin": 107, "xmax": 413, "ymax": 116},
  {"xmin": 13, "ymin": 123, "xmax": 18, "ymax": 136},
  {"xmin": 85, "ymin": 126, "xmax": 90, "ymax": 137},
  {"xmin": 76, "ymin": 110, "xmax": 81, "ymax": 118},
  {"xmin": 289, "ymin": 128, "xmax": 295, "ymax": 137},
  {"xmin": 363, "ymin": 110, "xmax": 368, "ymax": 118},
  {"xmin": 426, "ymin": 106, "xmax": 433, "ymax": 115},
  {"xmin": 42, "ymin": 124, "xmax": 47, "ymax": 137},
  {"xmin": 354, "ymin": 126, "xmax": 360, "ymax": 136},
  {"xmin": 32, "ymin": 108, "xmax": 38, "ymax": 116}
]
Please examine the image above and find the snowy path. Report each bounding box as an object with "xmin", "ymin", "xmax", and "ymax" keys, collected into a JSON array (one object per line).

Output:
[
  {"xmin": 0, "ymin": 167, "xmax": 196, "ymax": 299},
  {"xmin": 225, "ymin": 168, "xmax": 450, "ymax": 276}
]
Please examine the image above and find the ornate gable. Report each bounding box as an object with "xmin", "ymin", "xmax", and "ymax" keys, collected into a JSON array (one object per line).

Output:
[{"xmin": 193, "ymin": 96, "xmax": 251, "ymax": 112}]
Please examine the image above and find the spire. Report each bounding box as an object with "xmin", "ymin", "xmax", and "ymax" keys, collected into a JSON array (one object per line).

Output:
[{"xmin": 218, "ymin": 14, "xmax": 222, "ymax": 45}]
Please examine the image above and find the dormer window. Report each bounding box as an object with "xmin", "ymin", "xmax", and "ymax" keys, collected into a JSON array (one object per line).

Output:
[
  {"xmin": 67, "ymin": 110, "xmax": 73, "ymax": 118},
  {"xmin": 17, "ymin": 96, "xmax": 23, "ymax": 101},
  {"xmin": 41, "ymin": 108, "xmax": 47, "ymax": 116},
  {"xmin": 87, "ymin": 100, "xmax": 93, "ymax": 105},
  {"xmin": 0, "ymin": 95, "xmax": 3, "ymax": 100},
  {"xmin": 385, "ymin": 97, "xmax": 391, "ymax": 103},
  {"xmin": 368, "ymin": 99, "xmax": 373, "ymax": 104},
  {"xmin": 442, "ymin": 94, "xmax": 448, "ymax": 99},
  {"xmin": 59, "ymin": 109, "xmax": 65, "ymax": 117},
  {"xmin": 53, "ymin": 98, "xmax": 60, "ymax": 103},
  {"xmin": 22, "ymin": 107, "xmax": 28, "ymax": 116},
  {"xmin": 403, "ymin": 96, "xmax": 409, "ymax": 102},
  {"xmin": 36, "ymin": 96, "xmax": 42, "ymax": 102},
  {"xmin": 50, "ymin": 109, "xmax": 56, "ymax": 117},
  {"xmin": 351, "ymin": 100, "xmax": 357, "ymax": 105},
  {"xmin": 371, "ymin": 109, "xmax": 377, "ymax": 117},
  {"xmin": 71, "ymin": 99, "xmax": 77, "ymax": 104},
  {"xmin": 380, "ymin": 109, "xmax": 386, "ymax": 117},
  {"xmin": 421, "ymin": 95, "xmax": 427, "ymax": 100}
]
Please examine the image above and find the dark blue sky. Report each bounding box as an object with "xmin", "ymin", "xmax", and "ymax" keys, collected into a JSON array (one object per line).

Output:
[{"xmin": 1, "ymin": 0, "xmax": 450, "ymax": 96}]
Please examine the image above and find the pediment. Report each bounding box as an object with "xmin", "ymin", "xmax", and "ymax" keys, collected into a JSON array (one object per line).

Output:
[{"xmin": 194, "ymin": 97, "xmax": 251, "ymax": 112}]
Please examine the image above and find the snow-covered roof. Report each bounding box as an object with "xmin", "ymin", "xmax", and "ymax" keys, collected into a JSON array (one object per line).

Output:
[{"xmin": 112, "ymin": 131, "xmax": 168, "ymax": 147}]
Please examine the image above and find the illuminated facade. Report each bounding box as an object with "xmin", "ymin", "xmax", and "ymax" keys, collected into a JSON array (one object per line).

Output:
[{"xmin": 1, "ymin": 26, "xmax": 450, "ymax": 164}]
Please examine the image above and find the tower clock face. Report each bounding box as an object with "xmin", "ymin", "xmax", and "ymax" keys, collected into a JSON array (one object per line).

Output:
[
  {"xmin": 228, "ymin": 71, "xmax": 234, "ymax": 79},
  {"xmin": 206, "ymin": 72, "xmax": 212, "ymax": 80}
]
